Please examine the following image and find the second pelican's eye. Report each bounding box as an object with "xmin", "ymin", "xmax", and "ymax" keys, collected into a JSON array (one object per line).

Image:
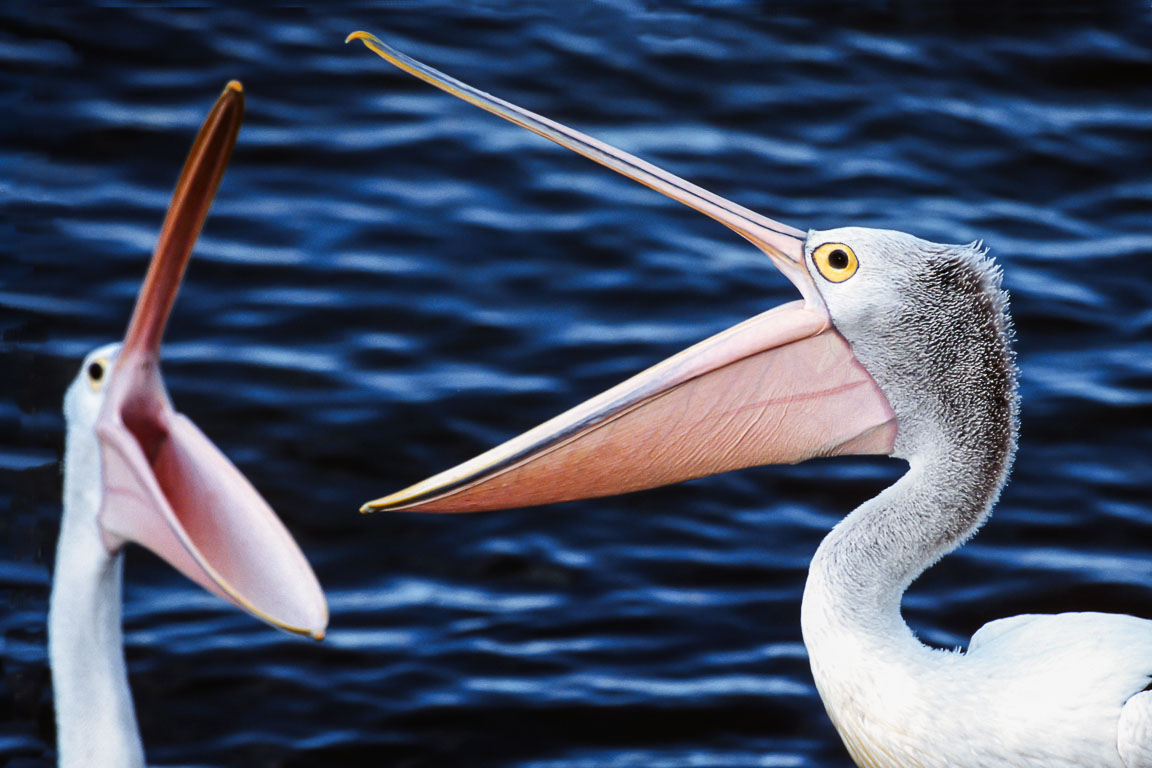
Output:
[
  {"xmin": 813, "ymin": 243, "xmax": 858, "ymax": 283},
  {"xmin": 87, "ymin": 359, "xmax": 107, "ymax": 392}
]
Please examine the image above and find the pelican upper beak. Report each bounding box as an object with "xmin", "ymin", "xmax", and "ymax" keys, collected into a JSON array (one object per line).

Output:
[
  {"xmin": 94, "ymin": 82, "xmax": 328, "ymax": 639},
  {"xmin": 346, "ymin": 31, "xmax": 819, "ymax": 309},
  {"xmin": 351, "ymin": 34, "xmax": 897, "ymax": 514}
]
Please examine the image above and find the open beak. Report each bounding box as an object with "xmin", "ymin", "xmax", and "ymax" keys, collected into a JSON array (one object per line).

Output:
[
  {"xmin": 350, "ymin": 33, "xmax": 897, "ymax": 514},
  {"xmin": 94, "ymin": 82, "xmax": 328, "ymax": 639}
]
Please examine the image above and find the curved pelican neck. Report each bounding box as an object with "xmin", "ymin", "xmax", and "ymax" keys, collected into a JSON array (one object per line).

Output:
[
  {"xmin": 49, "ymin": 416, "xmax": 145, "ymax": 768},
  {"xmin": 803, "ymin": 445, "xmax": 1010, "ymax": 641}
]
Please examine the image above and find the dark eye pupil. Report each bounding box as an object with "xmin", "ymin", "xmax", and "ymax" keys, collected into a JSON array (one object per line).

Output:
[
  {"xmin": 828, "ymin": 249, "xmax": 850, "ymax": 269},
  {"xmin": 88, "ymin": 362, "xmax": 104, "ymax": 381}
]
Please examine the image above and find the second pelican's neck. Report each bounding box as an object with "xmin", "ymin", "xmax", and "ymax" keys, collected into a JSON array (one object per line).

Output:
[{"xmin": 49, "ymin": 431, "xmax": 144, "ymax": 768}]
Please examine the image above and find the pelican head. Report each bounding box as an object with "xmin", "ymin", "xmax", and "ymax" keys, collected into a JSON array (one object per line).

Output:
[
  {"xmin": 800, "ymin": 226, "xmax": 1016, "ymax": 464},
  {"xmin": 349, "ymin": 33, "xmax": 1017, "ymax": 517},
  {"xmin": 58, "ymin": 81, "xmax": 327, "ymax": 639},
  {"xmin": 64, "ymin": 343, "xmax": 121, "ymax": 445}
]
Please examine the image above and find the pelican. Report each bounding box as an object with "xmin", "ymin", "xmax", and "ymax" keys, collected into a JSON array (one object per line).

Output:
[
  {"xmin": 51, "ymin": 82, "xmax": 327, "ymax": 768},
  {"xmin": 348, "ymin": 33, "xmax": 1152, "ymax": 767}
]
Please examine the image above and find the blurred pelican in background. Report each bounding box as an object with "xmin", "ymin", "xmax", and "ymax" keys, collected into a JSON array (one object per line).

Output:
[{"xmin": 51, "ymin": 82, "xmax": 327, "ymax": 768}]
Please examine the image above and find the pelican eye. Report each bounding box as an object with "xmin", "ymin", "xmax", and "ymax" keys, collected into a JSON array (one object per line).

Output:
[
  {"xmin": 87, "ymin": 358, "xmax": 108, "ymax": 392},
  {"xmin": 813, "ymin": 243, "xmax": 859, "ymax": 283}
]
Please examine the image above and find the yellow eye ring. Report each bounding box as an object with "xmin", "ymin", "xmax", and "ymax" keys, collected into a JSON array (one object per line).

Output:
[
  {"xmin": 87, "ymin": 358, "xmax": 108, "ymax": 392},
  {"xmin": 812, "ymin": 243, "xmax": 859, "ymax": 283}
]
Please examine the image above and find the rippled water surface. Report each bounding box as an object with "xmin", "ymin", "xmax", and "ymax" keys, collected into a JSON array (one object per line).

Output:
[{"xmin": 4, "ymin": 5, "xmax": 1152, "ymax": 767}]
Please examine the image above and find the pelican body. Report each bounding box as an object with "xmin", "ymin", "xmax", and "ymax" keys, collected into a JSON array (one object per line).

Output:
[
  {"xmin": 50, "ymin": 83, "xmax": 327, "ymax": 768},
  {"xmin": 350, "ymin": 33, "xmax": 1152, "ymax": 767}
]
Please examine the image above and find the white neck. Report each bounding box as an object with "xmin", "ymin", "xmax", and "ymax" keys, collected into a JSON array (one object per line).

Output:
[
  {"xmin": 804, "ymin": 441, "xmax": 1003, "ymax": 623},
  {"xmin": 49, "ymin": 426, "xmax": 145, "ymax": 768},
  {"xmin": 800, "ymin": 441, "xmax": 1010, "ymax": 765}
]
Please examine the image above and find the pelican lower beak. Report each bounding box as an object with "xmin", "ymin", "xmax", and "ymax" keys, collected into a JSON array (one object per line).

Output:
[
  {"xmin": 364, "ymin": 300, "xmax": 896, "ymax": 514},
  {"xmin": 95, "ymin": 82, "xmax": 328, "ymax": 639}
]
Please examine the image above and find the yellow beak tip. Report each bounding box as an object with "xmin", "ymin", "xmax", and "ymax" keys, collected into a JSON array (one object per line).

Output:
[
  {"xmin": 360, "ymin": 491, "xmax": 418, "ymax": 513},
  {"xmin": 224, "ymin": 80, "xmax": 243, "ymax": 94},
  {"xmin": 346, "ymin": 30, "xmax": 373, "ymax": 45}
]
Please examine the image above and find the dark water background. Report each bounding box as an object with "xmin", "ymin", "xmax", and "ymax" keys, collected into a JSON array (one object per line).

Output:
[{"xmin": 4, "ymin": 4, "xmax": 1152, "ymax": 767}]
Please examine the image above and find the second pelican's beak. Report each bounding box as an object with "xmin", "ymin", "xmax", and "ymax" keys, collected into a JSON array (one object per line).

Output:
[
  {"xmin": 94, "ymin": 83, "xmax": 328, "ymax": 639},
  {"xmin": 352, "ymin": 34, "xmax": 897, "ymax": 514}
]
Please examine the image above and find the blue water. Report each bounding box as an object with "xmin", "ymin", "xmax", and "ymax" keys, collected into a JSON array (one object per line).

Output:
[{"xmin": 3, "ymin": 5, "xmax": 1152, "ymax": 767}]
